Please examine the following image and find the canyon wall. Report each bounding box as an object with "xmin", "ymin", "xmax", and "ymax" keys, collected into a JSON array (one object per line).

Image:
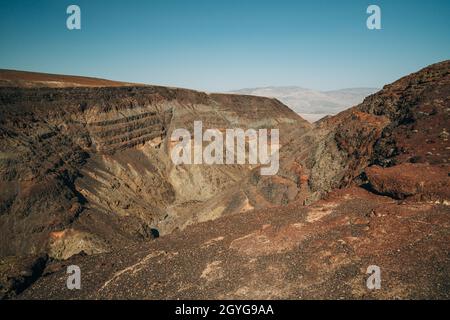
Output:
[
  {"xmin": 0, "ymin": 84, "xmax": 308, "ymax": 259},
  {"xmin": 1, "ymin": 60, "xmax": 448, "ymax": 261}
]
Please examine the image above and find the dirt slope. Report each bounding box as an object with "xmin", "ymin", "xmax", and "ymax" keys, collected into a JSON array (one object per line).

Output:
[
  {"xmin": 0, "ymin": 82, "xmax": 309, "ymax": 260},
  {"xmin": 19, "ymin": 187, "xmax": 450, "ymax": 299}
]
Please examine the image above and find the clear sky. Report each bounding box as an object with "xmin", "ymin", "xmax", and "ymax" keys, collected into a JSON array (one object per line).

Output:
[{"xmin": 0, "ymin": 0, "xmax": 449, "ymax": 92}]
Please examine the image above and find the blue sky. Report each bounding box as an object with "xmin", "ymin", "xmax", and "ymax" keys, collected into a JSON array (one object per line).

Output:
[{"xmin": 0, "ymin": 0, "xmax": 449, "ymax": 91}]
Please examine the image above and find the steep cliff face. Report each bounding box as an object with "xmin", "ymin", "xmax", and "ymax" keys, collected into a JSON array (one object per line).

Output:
[
  {"xmin": 358, "ymin": 60, "xmax": 450, "ymax": 167},
  {"xmin": 0, "ymin": 77, "xmax": 309, "ymax": 259},
  {"xmin": 1, "ymin": 61, "xmax": 449, "ymax": 260},
  {"xmin": 240, "ymin": 61, "xmax": 450, "ymax": 207},
  {"xmin": 20, "ymin": 186, "xmax": 450, "ymax": 300}
]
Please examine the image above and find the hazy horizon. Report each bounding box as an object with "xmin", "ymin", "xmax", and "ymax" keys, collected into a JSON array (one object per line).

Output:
[{"xmin": 1, "ymin": 0, "xmax": 449, "ymax": 92}]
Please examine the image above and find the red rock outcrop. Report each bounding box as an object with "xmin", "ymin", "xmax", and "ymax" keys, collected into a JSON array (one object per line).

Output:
[{"xmin": 366, "ymin": 163, "xmax": 450, "ymax": 201}]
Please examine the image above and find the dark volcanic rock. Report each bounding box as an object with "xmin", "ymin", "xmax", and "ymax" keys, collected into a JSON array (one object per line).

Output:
[
  {"xmin": 244, "ymin": 60, "xmax": 450, "ymax": 205},
  {"xmin": 0, "ymin": 254, "xmax": 48, "ymax": 300}
]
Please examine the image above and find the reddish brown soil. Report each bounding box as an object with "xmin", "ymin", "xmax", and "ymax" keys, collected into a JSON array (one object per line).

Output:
[
  {"xmin": 0, "ymin": 69, "xmax": 141, "ymax": 88},
  {"xmin": 19, "ymin": 187, "xmax": 450, "ymax": 299}
]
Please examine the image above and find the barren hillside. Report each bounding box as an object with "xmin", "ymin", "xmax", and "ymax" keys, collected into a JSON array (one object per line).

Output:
[
  {"xmin": 0, "ymin": 61, "xmax": 449, "ymax": 299},
  {"xmin": 0, "ymin": 69, "xmax": 140, "ymax": 88}
]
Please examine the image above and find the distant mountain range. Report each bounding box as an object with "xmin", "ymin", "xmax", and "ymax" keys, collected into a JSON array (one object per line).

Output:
[{"xmin": 230, "ymin": 86, "xmax": 379, "ymax": 122}]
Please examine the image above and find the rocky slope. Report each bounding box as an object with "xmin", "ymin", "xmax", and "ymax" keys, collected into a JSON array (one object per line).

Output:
[
  {"xmin": 0, "ymin": 71, "xmax": 309, "ymax": 263},
  {"xmin": 239, "ymin": 60, "xmax": 450, "ymax": 208},
  {"xmin": 0, "ymin": 61, "xmax": 449, "ymax": 299},
  {"xmin": 19, "ymin": 186, "xmax": 450, "ymax": 299}
]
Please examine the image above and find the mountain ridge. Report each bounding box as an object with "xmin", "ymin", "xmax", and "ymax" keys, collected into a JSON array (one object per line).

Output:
[{"xmin": 230, "ymin": 86, "xmax": 379, "ymax": 122}]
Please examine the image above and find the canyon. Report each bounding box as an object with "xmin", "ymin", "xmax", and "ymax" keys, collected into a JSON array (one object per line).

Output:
[{"xmin": 0, "ymin": 61, "xmax": 449, "ymax": 299}]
